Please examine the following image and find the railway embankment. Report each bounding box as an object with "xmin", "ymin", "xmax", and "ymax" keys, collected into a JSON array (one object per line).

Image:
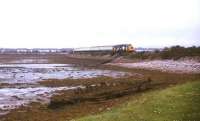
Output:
[{"xmin": 107, "ymin": 46, "xmax": 200, "ymax": 74}]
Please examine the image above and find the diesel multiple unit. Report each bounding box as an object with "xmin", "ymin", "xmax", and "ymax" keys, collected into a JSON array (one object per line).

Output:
[{"xmin": 73, "ymin": 44, "xmax": 134, "ymax": 54}]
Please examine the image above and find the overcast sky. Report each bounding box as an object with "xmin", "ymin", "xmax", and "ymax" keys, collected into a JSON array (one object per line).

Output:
[{"xmin": 0, "ymin": 0, "xmax": 199, "ymax": 48}]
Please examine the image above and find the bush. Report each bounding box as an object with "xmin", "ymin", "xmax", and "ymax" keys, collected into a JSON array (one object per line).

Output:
[
  {"xmin": 161, "ymin": 46, "xmax": 200, "ymax": 59},
  {"xmin": 128, "ymin": 46, "xmax": 200, "ymax": 60}
]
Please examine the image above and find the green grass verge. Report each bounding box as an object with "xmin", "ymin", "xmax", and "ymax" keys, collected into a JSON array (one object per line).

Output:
[{"xmin": 76, "ymin": 80, "xmax": 200, "ymax": 121}]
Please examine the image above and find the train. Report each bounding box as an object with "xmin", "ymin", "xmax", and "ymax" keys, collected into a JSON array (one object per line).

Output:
[{"xmin": 73, "ymin": 44, "xmax": 135, "ymax": 55}]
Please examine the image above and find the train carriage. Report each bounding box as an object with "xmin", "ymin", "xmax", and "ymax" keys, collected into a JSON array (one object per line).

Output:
[{"xmin": 73, "ymin": 44, "xmax": 134, "ymax": 55}]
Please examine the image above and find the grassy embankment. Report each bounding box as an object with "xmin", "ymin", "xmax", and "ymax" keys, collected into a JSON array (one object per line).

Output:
[{"xmin": 76, "ymin": 80, "xmax": 200, "ymax": 121}]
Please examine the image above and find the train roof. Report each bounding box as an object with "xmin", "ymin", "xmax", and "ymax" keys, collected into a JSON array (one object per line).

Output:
[
  {"xmin": 113, "ymin": 44, "xmax": 132, "ymax": 47},
  {"xmin": 75, "ymin": 44, "xmax": 132, "ymax": 49}
]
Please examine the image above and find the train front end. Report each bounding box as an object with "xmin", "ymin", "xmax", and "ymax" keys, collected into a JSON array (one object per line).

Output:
[{"xmin": 127, "ymin": 44, "xmax": 134, "ymax": 52}]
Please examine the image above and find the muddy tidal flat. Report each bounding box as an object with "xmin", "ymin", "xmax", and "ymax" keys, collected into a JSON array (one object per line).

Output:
[{"xmin": 0, "ymin": 58, "xmax": 129, "ymax": 115}]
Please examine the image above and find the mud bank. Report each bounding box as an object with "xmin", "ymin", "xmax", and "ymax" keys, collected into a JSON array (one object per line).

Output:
[
  {"xmin": 108, "ymin": 60, "xmax": 200, "ymax": 74},
  {"xmin": 0, "ymin": 86, "xmax": 83, "ymax": 115}
]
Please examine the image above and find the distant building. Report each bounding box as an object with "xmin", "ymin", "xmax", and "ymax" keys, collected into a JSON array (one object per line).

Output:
[{"xmin": 0, "ymin": 48, "xmax": 73, "ymax": 54}]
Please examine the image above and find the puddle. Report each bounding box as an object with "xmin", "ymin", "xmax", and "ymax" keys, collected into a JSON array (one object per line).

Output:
[{"xmin": 0, "ymin": 64, "xmax": 127, "ymax": 84}]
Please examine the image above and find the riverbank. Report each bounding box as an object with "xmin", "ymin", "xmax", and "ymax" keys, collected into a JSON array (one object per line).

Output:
[
  {"xmin": 76, "ymin": 80, "xmax": 200, "ymax": 121},
  {"xmin": 1, "ymin": 66, "xmax": 199, "ymax": 121},
  {"xmin": 0, "ymin": 54, "xmax": 199, "ymax": 121}
]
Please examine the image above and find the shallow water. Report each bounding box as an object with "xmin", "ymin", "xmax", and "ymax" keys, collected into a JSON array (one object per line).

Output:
[
  {"xmin": 8, "ymin": 59, "xmax": 49, "ymax": 64},
  {"xmin": 0, "ymin": 64, "xmax": 127, "ymax": 84}
]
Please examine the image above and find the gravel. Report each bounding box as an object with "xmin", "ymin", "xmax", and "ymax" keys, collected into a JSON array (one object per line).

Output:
[{"xmin": 109, "ymin": 60, "xmax": 200, "ymax": 74}]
